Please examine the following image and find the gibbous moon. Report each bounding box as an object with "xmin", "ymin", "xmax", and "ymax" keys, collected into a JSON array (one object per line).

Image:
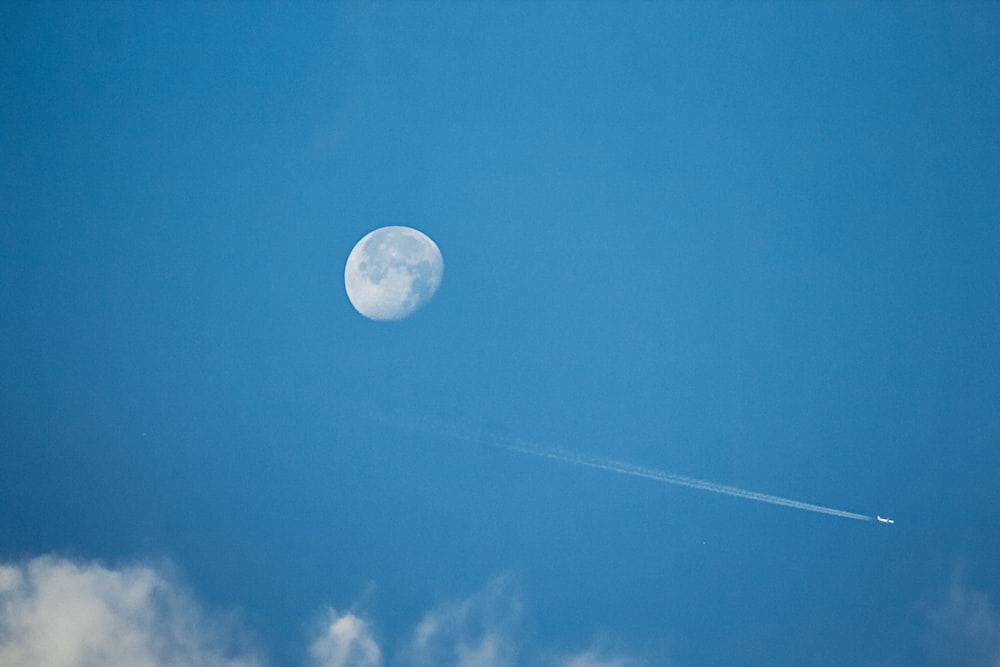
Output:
[{"xmin": 344, "ymin": 226, "xmax": 444, "ymax": 321}]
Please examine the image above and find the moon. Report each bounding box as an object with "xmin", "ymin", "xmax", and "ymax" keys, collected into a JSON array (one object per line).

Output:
[{"xmin": 344, "ymin": 226, "xmax": 444, "ymax": 321}]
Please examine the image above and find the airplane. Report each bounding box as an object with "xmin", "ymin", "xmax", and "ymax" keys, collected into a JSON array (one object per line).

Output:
[{"xmin": 876, "ymin": 515, "xmax": 895, "ymax": 524}]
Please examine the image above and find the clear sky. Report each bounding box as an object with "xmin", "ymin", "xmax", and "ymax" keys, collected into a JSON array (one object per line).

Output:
[{"xmin": 2, "ymin": 3, "xmax": 999, "ymax": 666}]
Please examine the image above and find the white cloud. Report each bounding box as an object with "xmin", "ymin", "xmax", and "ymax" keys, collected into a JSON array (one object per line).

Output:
[
  {"xmin": 308, "ymin": 610, "xmax": 382, "ymax": 667},
  {"xmin": 0, "ymin": 556, "xmax": 644, "ymax": 667},
  {"xmin": 0, "ymin": 556, "xmax": 259, "ymax": 667},
  {"xmin": 399, "ymin": 578, "xmax": 645, "ymax": 667},
  {"xmin": 556, "ymin": 649, "xmax": 643, "ymax": 667},
  {"xmin": 402, "ymin": 576, "xmax": 520, "ymax": 667},
  {"xmin": 923, "ymin": 570, "xmax": 1000, "ymax": 667}
]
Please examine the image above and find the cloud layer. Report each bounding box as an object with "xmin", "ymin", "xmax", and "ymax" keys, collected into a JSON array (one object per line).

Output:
[
  {"xmin": 310, "ymin": 576, "xmax": 641, "ymax": 667},
  {"xmin": 0, "ymin": 556, "xmax": 259, "ymax": 667},
  {"xmin": 7, "ymin": 554, "xmax": 1000, "ymax": 667},
  {"xmin": 0, "ymin": 556, "xmax": 640, "ymax": 667}
]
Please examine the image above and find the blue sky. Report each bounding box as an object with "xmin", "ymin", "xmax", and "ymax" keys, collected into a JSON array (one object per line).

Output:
[{"xmin": 2, "ymin": 2, "xmax": 999, "ymax": 666}]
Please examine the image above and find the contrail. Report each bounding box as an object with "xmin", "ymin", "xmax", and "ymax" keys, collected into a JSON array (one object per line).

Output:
[
  {"xmin": 503, "ymin": 438, "xmax": 872, "ymax": 521},
  {"xmin": 428, "ymin": 419, "xmax": 873, "ymax": 522}
]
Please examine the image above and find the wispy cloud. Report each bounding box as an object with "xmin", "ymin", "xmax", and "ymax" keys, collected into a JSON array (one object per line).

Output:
[
  {"xmin": 553, "ymin": 649, "xmax": 644, "ymax": 667},
  {"xmin": 0, "ymin": 556, "xmax": 643, "ymax": 667},
  {"xmin": 922, "ymin": 568, "xmax": 1000, "ymax": 667},
  {"xmin": 309, "ymin": 610, "xmax": 382, "ymax": 667},
  {"xmin": 398, "ymin": 577, "xmax": 645, "ymax": 667},
  {"xmin": 0, "ymin": 555, "xmax": 260, "ymax": 667},
  {"xmin": 10, "ymin": 553, "xmax": 1000, "ymax": 667},
  {"xmin": 402, "ymin": 576, "xmax": 521, "ymax": 667}
]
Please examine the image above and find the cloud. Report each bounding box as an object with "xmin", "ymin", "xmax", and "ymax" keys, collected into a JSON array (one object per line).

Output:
[
  {"xmin": 399, "ymin": 577, "xmax": 644, "ymax": 667},
  {"xmin": 309, "ymin": 610, "xmax": 382, "ymax": 667},
  {"xmin": 555, "ymin": 650, "xmax": 643, "ymax": 667},
  {"xmin": 0, "ymin": 555, "xmax": 260, "ymax": 667},
  {"xmin": 923, "ymin": 569, "xmax": 1000, "ymax": 667},
  {"xmin": 0, "ymin": 556, "xmax": 643, "ymax": 667},
  {"xmin": 403, "ymin": 576, "xmax": 521, "ymax": 667}
]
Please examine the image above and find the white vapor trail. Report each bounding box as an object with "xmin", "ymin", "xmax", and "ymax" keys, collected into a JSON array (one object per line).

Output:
[
  {"xmin": 506, "ymin": 439, "xmax": 872, "ymax": 521},
  {"xmin": 428, "ymin": 420, "xmax": 873, "ymax": 522}
]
